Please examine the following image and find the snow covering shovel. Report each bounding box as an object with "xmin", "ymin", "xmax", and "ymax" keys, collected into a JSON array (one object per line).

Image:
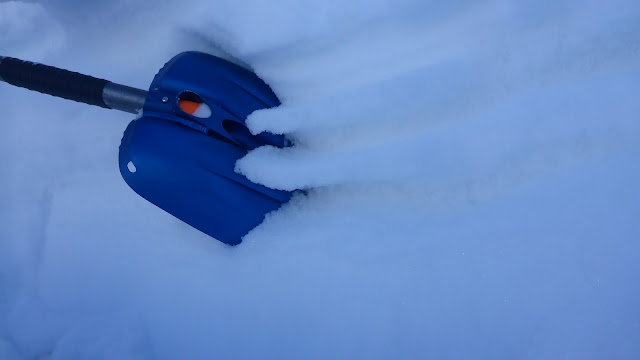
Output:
[{"xmin": 0, "ymin": 52, "xmax": 291, "ymax": 245}]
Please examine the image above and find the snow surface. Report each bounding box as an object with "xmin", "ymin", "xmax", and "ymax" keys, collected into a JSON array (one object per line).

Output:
[{"xmin": 1, "ymin": 0, "xmax": 640, "ymax": 358}]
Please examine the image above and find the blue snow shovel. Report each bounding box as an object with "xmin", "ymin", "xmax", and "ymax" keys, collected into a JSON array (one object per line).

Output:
[{"xmin": 0, "ymin": 52, "xmax": 291, "ymax": 245}]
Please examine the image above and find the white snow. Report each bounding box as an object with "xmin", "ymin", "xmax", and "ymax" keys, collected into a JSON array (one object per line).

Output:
[{"xmin": 1, "ymin": 0, "xmax": 639, "ymax": 359}]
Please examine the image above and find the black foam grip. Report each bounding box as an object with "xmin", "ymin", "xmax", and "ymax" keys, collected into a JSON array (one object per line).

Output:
[{"xmin": 0, "ymin": 57, "xmax": 110, "ymax": 108}]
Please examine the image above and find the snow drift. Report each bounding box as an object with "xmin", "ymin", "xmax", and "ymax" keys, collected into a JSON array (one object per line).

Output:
[{"xmin": 1, "ymin": 0, "xmax": 639, "ymax": 359}]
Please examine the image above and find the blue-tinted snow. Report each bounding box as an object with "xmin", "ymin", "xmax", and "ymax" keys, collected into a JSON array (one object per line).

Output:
[{"xmin": 1, "ymin": 0, "xmax": 639, "ymax": 359}]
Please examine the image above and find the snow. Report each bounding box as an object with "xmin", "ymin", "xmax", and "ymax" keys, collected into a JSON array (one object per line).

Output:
[{"xmin": 1, "ymin": 0, "xmax": 640, "ymax": 359}]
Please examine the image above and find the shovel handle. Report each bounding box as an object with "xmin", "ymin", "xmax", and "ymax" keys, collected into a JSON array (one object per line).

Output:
[{"xmin": 0, "ymin": 56, "xmax": 147, "ymax": 114}]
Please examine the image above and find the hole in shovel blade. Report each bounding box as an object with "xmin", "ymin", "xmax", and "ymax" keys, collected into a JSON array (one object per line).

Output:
[
  {"xmin": 127, "ymin": 161, "xmax": 137, "ymax": 173},
  {"xmin": 222, "ymin": 119, "xmax": 259, "ymax": 149},
  {"xmin": 178, "ymin": 91, "xmax": 211, "ymax": 118}
]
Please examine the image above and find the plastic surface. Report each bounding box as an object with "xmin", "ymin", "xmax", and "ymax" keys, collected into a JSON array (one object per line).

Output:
[{"xmin": 119, "ymin": 52, "xmax": 291, "ymax": 245}]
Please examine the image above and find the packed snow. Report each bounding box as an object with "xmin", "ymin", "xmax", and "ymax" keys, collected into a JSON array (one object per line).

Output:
[{"xmin": 1, "ymin": 0, "xmax": 639, "ymax": 359}]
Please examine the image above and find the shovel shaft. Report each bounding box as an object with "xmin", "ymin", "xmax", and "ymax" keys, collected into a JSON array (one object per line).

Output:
[{"xmin": 0, "ymin": 56, "xmax": 147, "ymax": 114}]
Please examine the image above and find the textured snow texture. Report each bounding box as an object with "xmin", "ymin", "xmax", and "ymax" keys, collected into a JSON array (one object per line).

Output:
[{"xmin": 1, "ymin": 0, "xmax": 640, "ymax": 359}]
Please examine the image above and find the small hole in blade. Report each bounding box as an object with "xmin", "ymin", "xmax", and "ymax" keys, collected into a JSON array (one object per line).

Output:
[
  {"xmin": 127, "ymin": 161, "xmax": 137, "ymax": 173},
  {"xmin": 222, "ymin": 119, "xmax": 256, "ymax": 149},
  {"xmin": 178, "ymin": 91, "xmax": 211, "ymax": 119}
]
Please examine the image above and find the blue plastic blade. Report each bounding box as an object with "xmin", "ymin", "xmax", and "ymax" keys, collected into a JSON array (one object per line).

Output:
[{"xmin": 118, "ymin": 52, "xmax": 291, "ymax": 245}]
